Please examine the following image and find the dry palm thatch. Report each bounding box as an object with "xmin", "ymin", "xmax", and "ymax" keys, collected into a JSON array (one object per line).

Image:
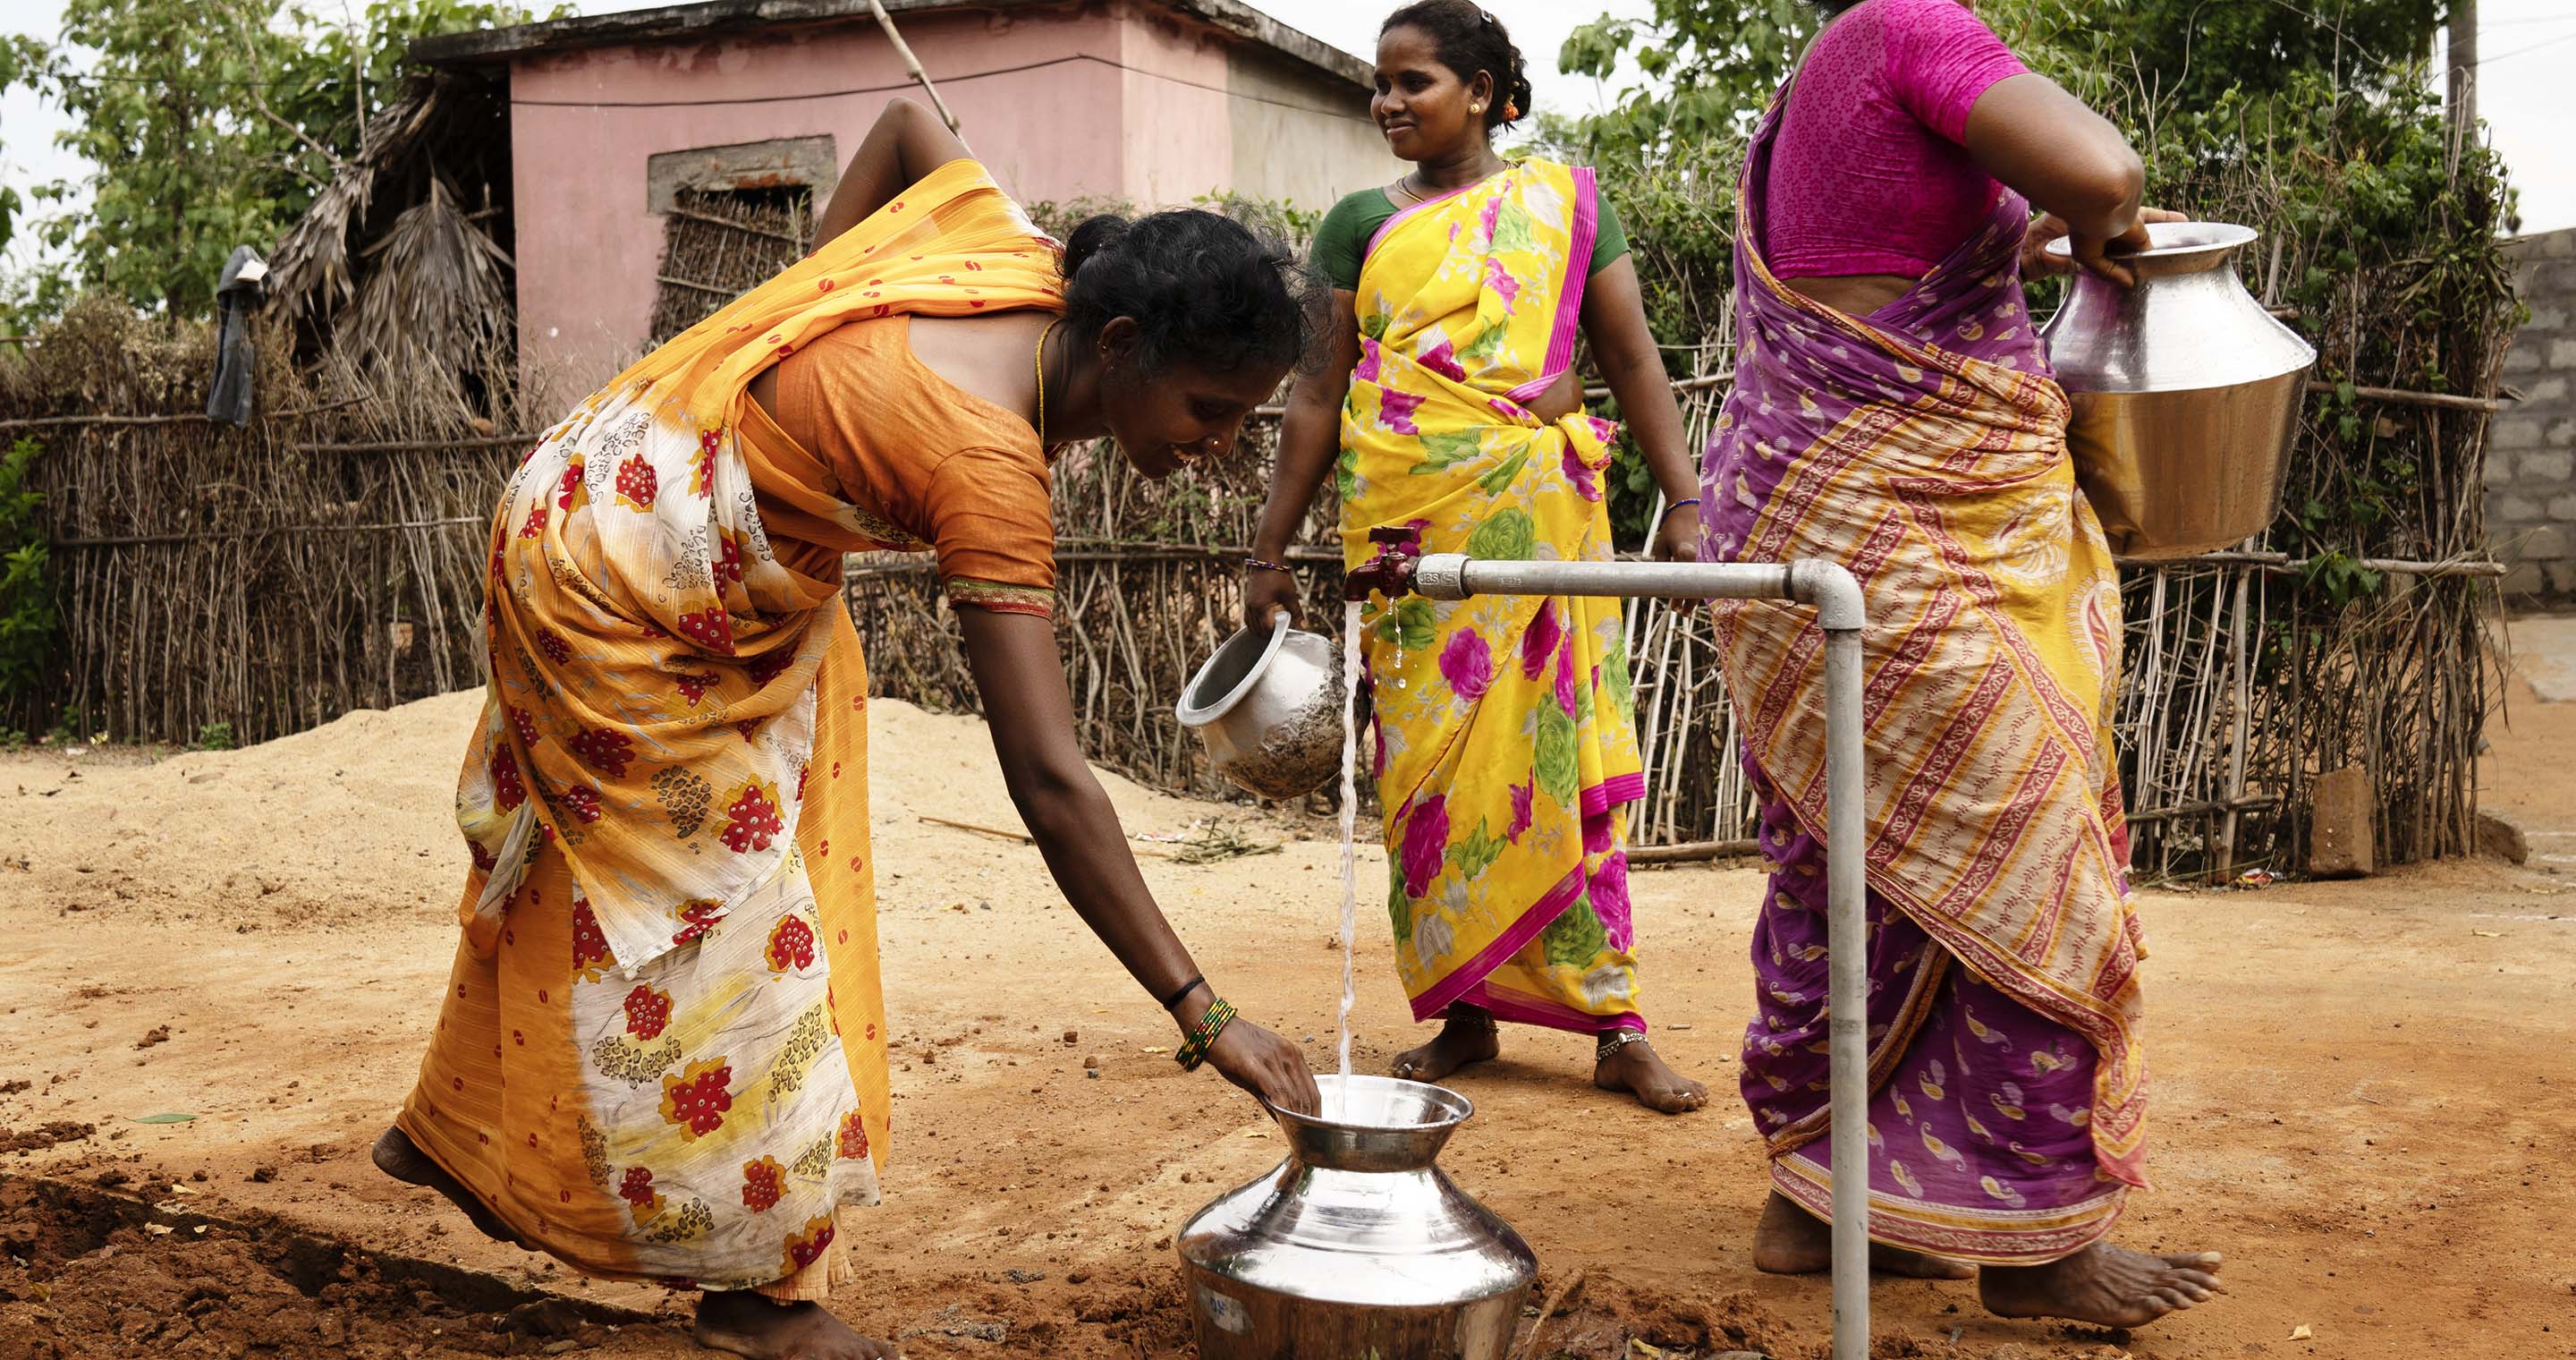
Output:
[
  {"xmin": 263, "ymin": 71, "xmax": 515, "ymax": 410},
  {"xmin": 338, "ymin": 173, "xmax": 516, "ymax": 408}
]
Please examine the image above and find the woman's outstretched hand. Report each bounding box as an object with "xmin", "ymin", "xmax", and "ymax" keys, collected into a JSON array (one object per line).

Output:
[
  {"xmin": 2025, "ymin": 208, "xmax": 2190, "ymax": 288},
  {"xmin": 1243, "ymin": 567, "xmax": 1303, "ymax": 633},
  {"xmin": 1204, "ymin": 1016, "xmax": 1322, "ymax": 1115}
]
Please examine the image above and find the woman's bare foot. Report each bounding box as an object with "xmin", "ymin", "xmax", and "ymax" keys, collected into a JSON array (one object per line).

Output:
[
  {"xmin": 1390, "ymin": 1007, "xmax": 1500, "ymax": 1083},
  {"xmin": 1979, "ymin": 1242, "xmax": 2224, "ymax": 1328},
  {"xmin": 370, "ymin": 1126, "xmax": 525, "ymax": 1248},
  {"xmin": 1592, "ymin": 1034, "xmax": 1709, "ymax": 1114},
  {"xmin": 1752, "ymin": 1189, "xmax": 1976, "ymax": 1279},
  {"xmin": 693, "ymin": 1293, "xmax": 895, "ymax": 1359}
]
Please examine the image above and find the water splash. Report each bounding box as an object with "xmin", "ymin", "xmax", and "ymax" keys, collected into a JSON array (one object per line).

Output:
[{"xmin": 1335, "ymin": 599, "xmax": 1365, "ymax": 1103}]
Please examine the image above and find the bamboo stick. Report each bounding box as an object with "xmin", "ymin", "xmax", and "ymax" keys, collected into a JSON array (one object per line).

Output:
[{"xmin": 864, "ymin": 0, "xmax": 970, "ymax": 146}]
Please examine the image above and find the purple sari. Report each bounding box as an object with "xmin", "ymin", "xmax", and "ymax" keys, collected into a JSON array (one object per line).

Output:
[{"xmin": 1700, "ymin": 73, "xmax": 2148, "ymax": 1262}]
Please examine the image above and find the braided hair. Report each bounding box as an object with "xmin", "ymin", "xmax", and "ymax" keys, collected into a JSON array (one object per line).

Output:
[{"xmin": 1380, "ymin": 0, "xmax": 1533, "ymax": 131}]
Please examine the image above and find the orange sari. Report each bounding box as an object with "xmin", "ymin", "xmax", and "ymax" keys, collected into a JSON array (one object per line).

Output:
[{"xmin": 401, "ymin": 160, "xmax": 1059, "ymax": 1296}]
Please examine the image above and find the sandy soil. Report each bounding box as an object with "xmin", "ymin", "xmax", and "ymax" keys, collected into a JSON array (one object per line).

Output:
[{"xmin": 3, "ymin": 676, "xmax": 2573, "ymax": 1359}]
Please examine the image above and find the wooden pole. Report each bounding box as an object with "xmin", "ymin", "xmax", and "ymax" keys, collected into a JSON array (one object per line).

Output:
[
  {"xmin": 2447, "ymin": 0, "xmax": 2478, "ymax": 135},
  {"xmin": 865, "ymin": 0, "xmax": 970, "ymax": 149}
]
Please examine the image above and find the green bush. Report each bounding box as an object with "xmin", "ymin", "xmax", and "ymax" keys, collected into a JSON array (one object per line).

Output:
[
  {"xmin": 195, "ymin": 721, "xmax": 236, "ymax": 752},
  {"xmin": 0, "ymin": 438, "xmax": 53, "ymax": 707}
]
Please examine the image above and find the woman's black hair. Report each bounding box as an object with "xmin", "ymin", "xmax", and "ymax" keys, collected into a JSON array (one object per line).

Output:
[
  {"xmin": 1058, "ymin": 209, "xmax": 1326, "ymax": 378},
  {"xmin": 1811, "ymin": 0, "xmax": 1868, "ymax": 16},
  {"xmin": 1379, "ymin": 0, "xmax": 1534, "ymax": 132}
]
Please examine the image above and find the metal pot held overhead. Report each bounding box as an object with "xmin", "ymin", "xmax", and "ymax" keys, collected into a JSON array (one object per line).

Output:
[
  {"xmin": 1176, "ymin": 615, "xmax": 1348, "ymax": 802},
  {"xmin": 2041, "ymin": 221, "xmax": 2318, "ymax": 560}
]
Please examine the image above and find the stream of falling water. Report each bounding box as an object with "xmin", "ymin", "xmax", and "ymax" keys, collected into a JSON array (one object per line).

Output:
[{"xmin": 1334, "ymin": 599, "xmax": 1365, "ymax": 1109}]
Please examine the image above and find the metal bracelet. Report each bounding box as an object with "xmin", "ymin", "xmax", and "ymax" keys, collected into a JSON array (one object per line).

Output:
[
  {"xmin": 1242, "ymin": 556, "xmax": 1295, "ymax": 575},
  {"xmin": 1594, "ymin": 1028, "xmax": 1648, "ymax": 1062}
]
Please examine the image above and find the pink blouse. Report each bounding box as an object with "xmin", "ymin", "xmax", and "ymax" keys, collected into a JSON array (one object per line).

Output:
[{"xmin": 1763, "ymin": 0, "xmax": 2029, "ymax": 280}]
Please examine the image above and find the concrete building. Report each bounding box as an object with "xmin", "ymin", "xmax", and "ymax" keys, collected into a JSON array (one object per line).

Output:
[
  {"xmin": 2496, "ymin": 227, "xmax": 2576, "ymax": 599},
  {"xmin": 413, "ymin": 0, "xmax": 1393, "ymax": 407}
]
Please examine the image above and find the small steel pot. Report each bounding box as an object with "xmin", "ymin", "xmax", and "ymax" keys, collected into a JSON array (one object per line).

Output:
[{"xmin": 1177, "ymin": 616, "xmax": 1349, "ymax": 802}]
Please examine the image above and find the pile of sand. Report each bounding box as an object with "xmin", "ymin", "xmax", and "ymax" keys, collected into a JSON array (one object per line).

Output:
[{"xmin": 0, "ymin": 689, "xmax": 1257, "ymax": 936}]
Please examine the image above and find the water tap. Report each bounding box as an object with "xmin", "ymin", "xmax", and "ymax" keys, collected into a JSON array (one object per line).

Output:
[{"xmin": 1344, "ymin": 525, "xmax": 1423, "ymax": 601}]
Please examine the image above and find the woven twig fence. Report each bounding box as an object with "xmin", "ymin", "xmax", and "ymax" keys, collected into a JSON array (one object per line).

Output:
[
  {"xmin": 9, "ymin": 230, "xmax": 2509, "ymax": 877},
  {"xmin": 4, "ymin": 296, "xmax": 533, "ymax": 744}
]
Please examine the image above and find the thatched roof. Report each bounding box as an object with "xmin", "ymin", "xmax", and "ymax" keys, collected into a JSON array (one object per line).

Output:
[{"xmin": 265, "ymin": 69, "xmax": 518, "ymax": 410}]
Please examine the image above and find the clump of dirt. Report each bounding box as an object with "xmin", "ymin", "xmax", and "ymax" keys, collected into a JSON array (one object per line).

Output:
[
  {"xmin": 1522, "ymin": 1272, "xmax": 1813, "ymax": 1358},
  {"xmin": 0, "ymin": 1125, "xmax": 91, "ymax": 1156},
  {"xmin": 0, "ymin": 1174, "xmax": 674, "ymax": 1358}
]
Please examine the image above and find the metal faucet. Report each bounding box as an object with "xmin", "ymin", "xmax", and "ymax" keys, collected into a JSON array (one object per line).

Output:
[{"xmin": 1343, "ymin": 526, "xmax": 1423, "ymax": 601}]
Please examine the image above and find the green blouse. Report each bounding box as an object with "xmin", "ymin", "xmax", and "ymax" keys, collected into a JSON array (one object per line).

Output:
[{"xmin": 1309, "ymin": 181, "xmax": 1631, "ymax": 293}]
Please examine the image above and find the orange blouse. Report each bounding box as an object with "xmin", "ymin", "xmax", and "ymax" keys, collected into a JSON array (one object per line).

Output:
[{"xmin": 766, "ymin": 314, "xmax": 1056, "ymax": 619}]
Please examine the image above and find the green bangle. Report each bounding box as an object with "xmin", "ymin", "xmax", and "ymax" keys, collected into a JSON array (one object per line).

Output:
[{"xmin": 1174, "ymin": 998, "xmax": 1238, "ymax": 1072}]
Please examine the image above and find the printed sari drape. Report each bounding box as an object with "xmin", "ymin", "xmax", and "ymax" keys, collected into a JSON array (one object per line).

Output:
[
  {"xmin": 402, "ymin": 160, "xmax": 1060, "ymax": 1292},
  {"xmin": 1700, "ymin": 88, "xmax": 2149, "ymax": 1261},
  {"xmin": 1343, "ymin": 158, "xmax": 1650, "ymax": 1033}
]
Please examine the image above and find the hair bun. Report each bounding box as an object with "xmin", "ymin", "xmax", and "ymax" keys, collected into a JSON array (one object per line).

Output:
[{"xmin": 1062, "ymin": 215, "xmax": 1131, "ymax": 280}]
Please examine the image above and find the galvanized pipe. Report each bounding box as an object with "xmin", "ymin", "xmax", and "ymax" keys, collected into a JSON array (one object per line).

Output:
[{"xmin": 1409, "ymin": 553, "xmax": 1870, "ymax": 1360}]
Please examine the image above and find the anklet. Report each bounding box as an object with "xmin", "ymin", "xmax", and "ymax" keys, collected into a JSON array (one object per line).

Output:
[{"xmin": 1595, "ymin": 1029, "xmax": 1647, "ymax": 1062}]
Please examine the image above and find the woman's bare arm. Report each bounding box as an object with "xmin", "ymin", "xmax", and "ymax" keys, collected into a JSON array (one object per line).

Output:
[
  {"xmin": 813, "ymin": 98, "xmax": 974, "ymax": 244},
  {"xmin": 953, "ymin": 604, "xmax": 1320, "ymax": 1114},
  {"xmin": 1244, "ymin": 288, "xmax": 1362, "ymax": 628},
  {"xmin": 1580, "ymin": 255, "xmax": 1701, "ymax": 561},
  {"xmin": 1962, "ymin": 73, "xmax": 2147, "ymax": 284}
]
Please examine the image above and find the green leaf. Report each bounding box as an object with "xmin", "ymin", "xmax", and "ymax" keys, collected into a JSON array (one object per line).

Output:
[
  {"xmin": 1387, "ymin": 877, "xmax": 1411, "ymax": 944},
  {"xmin": 1445, "ymin": 818, "xmax": 1505, "ymax": 881},
  {"xmin": 131, "ymin": 1112, "xmax": 198, "ymax": 1125},
  {"xmin": 1474, "ymin": 448, "xmax": 1530, "ymax": 496},
  {"xmin": 1410, "ymin": 429, "xmax": 1485, "ymax": 475}
]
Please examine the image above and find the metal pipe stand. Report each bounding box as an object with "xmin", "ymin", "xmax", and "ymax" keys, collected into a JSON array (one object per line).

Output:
[{"xmin": 1407, "ymin": 553, "xmax": 1871, "ymax": 1360}]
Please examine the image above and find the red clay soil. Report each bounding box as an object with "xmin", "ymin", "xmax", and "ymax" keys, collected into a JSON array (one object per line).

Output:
[{"xmin": 4, "ymin": 689, "xmax": 2573, "ymax": 1359}]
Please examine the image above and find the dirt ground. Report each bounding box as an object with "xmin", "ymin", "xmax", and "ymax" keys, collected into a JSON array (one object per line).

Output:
[{"xmin": 3, "ymin": 657, "xmax": 2573, "ymax": 1359}]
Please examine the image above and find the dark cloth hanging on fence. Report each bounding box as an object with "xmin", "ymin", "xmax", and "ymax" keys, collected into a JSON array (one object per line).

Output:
[{"xmin": 206, "ymin": 246, "xmax": 269, "ymax": 427}]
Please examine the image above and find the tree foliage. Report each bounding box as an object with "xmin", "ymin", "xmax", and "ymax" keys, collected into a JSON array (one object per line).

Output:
[
  {"xmin": 1560, "ymin": 0, "xmax": 2451, "ymax": 158},
  {"xmin": 2, "ymin": 0, "xmax": 559, "ymax": 319},
  {"xmin": 1551, "ymin": 0, "xmax": 2510, "ymax": 557}
]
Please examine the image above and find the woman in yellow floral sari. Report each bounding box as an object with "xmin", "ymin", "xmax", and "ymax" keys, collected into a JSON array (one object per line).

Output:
[
  {"xmin": 372, "ymin": 100, "xmax": 1322, "ymax": 1360},
  {"xmin": 1249, "ymin": 1, "xmax": 1707, "ymax": 1113}
]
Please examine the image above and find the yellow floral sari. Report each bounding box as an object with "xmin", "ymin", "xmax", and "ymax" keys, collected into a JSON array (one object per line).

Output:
[
  {"xmin": 402, "ymin": 161, "xmax": 1060, "ymax": 1296},
  {"xmin": 1343, "ymin": 159, "xmax": 1652, "ymax": 1033}
]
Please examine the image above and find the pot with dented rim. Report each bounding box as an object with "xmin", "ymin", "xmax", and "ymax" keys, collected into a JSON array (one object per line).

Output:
[
  {"xmin": 1175, "ymin": 1075, "xmax": 1538, "ymax": 1359},
  {"xmin": 2041, "ymin": 220, "xmax": 2318, "ymax": 559},
  {"xmin": 1177, "ymin": 615, "xmax": 1347, "ymax": 802}
]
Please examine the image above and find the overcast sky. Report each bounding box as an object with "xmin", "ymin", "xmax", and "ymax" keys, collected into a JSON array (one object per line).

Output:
[{"xmin": 3, "ymin": 0, "xmax": 2572, "ymax": 278}]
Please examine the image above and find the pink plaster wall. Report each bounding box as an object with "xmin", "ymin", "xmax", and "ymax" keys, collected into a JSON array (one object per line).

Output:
[
  {"xmin": 504, "ymin": 3, "xmax": 1381, "ymax": 408},
  {"xmin": 509, "ymin": 7, "xmax": 1128, "ymax": 406}
]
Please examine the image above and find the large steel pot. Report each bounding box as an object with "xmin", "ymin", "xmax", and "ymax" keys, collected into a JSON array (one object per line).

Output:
[
  {"xmin": 2042, "ymin": 221, "xmax": 2317, "ymax": 559},
  {"xmin": 1176, "ymin": 615, "xmax": 1347, "ymax": 802},
  {"xmin": 1176, "ymin": 1075, "xmax": 1537, "ymax": 1360}
]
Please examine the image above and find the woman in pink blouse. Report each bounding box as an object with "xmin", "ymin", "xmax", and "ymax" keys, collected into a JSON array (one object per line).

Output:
[{"xmin": 1703, "ymin": 0, "xmax": 2224, "ymax": 1331}]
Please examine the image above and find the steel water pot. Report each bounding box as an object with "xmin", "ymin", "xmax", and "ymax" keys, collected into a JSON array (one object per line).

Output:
[
  {"xmin": 1175, "ymin": 1075, "xmax": 1538, "ymax": 1360},
  {"xmin": 2041, "ymin": 221, "xmax": 2318, "ymax": 559},
  {"xmin": 1176, "ymin": 615, "xmax": 1348, "ymax": 802}
]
